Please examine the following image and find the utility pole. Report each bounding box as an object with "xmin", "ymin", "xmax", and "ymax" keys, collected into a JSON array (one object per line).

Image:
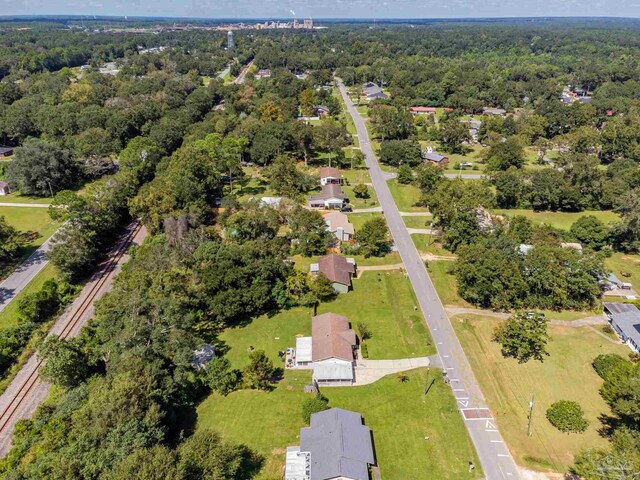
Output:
[
  {"xmin": 527, "ymin": 392, "xmax": 534, "ymax": 437},
  {"xmin": 424, "ymin": 366, "xmax": 430, "ymax": 395}
]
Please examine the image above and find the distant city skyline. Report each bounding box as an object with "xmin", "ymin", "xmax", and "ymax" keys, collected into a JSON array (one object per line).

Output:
[{"xmin": 2, "ymin": 0, "xmax": 640, "ymax": 19}]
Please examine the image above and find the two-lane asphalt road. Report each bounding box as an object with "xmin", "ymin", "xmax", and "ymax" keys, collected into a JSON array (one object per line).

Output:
[{"xmin": 336, "ymin": 79, "xmax": 520, "ymax": 480}]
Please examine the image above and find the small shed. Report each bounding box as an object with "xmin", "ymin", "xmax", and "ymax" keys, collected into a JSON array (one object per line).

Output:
[
  {"xmin": 0, "ymin": 147, "xmax": 13, "ymax": 158},
  {"xmin": 0, "ymin": 181, "xmax": 10, "ymax": 196}
]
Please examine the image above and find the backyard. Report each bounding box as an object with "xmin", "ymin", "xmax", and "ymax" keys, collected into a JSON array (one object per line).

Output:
[
  {"xmin": 196, "ymin": 368, "xmax": 484, "ymax": 480},
  {"xmin": 453, "ymin": 314, "xmax": 631, "ymax": 472},
  {"xmin": 219, "ymin": 270, "xmax": 434, "ymax": 367}
]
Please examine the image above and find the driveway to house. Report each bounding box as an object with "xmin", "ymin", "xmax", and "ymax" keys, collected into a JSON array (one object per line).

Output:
[
  {"xmin": 353, "ymin": 356, "xmax": 431, "ymax": 386},
  {"xmin": 400, "ymin": 211, "xmax": 432, "ymax": 217},
  {"xmin": 0, "ymin": 237, "xmax": 53, "ymax": 313},
  {"xmin": 0, "ymin": 203, "xmax": 50, "ymax": 208},
  {"xmin": 337, "ymin": 77, "xmax": 520, "ymax": 480},
  {"xmin": 444, "ymin": 173, "xmax": 484, "ymax": 180},
  {"xmin": 347, "ymin": 206, "xmax": 383, "ymax": 214}
]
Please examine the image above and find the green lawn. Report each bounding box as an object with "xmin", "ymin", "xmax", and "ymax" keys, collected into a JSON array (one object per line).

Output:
[
  {"xmin": 220, "ymin": 270, "xmax": 434, "ymax": 366},
  {"xmin": 413, "ymin": 236, "xmax": 454, "ymax": 258},
  {"xmin": 197, "ymin": 371, "xmax": 312, "ymax": 478},
  {"xmin": 317, "ymin": 271, "xmax": 435, "ymax": 359},
  {"xmin": 0, "ymin": 206, "xmax": 58, "ymax": 278},
  {"xmin": 426, "ymin": 260, "xmax": 470, "ymax": 307},
  {"xmin": 387, "ymin": 179, "xmax": 423, "ymax": 212},
  {"xmin": 492, "ymin": 209, "xmax": 620, "ymax": 231},
  {"xmin": 341, "ymin": 167, "xmax": 372, "ymax": 185},
  {"xmin": 403, "ymin": 215, "xmax": 432, "ymax": 229},
  {"xmin": 197, "ymin": 369, "xmax": 483, "ymax": 480},
  {"xmin": 0, "ymin": 193, "xmax": 51, "ymax": 205},
  {"xmin": 342, "ymin": 184, "xmax": 379, "ymax": 209},
  {"xmin": 348, "ymin": 212, "xmax": 383, "ymax": 231},
  {"xmin": 605, "ymin": 252, "xmax": 640, "ymax": 292},
  {"xmin": 453, "ymin": 314, "xmax": 630, "ymax": 472},
  {"xmin": 0, "ymin": 263, "xmax": 57, "ymax": 330}
]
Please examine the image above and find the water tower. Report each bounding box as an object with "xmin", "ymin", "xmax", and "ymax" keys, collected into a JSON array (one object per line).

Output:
[{"xmin": 227, "ymin": 30, "xmax": 235, "ymax": 49}]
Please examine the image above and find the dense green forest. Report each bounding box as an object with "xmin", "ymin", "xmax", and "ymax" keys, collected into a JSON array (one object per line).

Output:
[{"xmin": 0, "ymin": 19, "xmax": 638, "ymax": 479}]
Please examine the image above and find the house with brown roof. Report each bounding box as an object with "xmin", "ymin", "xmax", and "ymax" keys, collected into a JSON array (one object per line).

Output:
[
  {"xmin": 319, "ymin": 167, "xmax": 343, "ymax": 186},
  {"xmin": 324, "ymin": 211, "xmax": 355, "ymax": 242},
  {"xmin": 308, "ymin": 184, "xmax": 347, "ymax": 210},
  {"xmin": 310, "ymin": 254, "xmax": 356, "ymax": 293},
  {"xmin": 312, "ymin": 313, "xmax": 356, "ymax": 384}
]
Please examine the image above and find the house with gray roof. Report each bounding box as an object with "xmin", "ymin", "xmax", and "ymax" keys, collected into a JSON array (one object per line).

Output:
[
  {"xmin": 604, "ymin": 303, "xmax": 640, "ymax": 352},
  {"xmin": 422, "ymin": 151, "xmax": 449, "ymax": 167},
  {"xmin": 285, "ymin": 408, "xmax": 375, "ymax": 480},
  {"xmin": 362, "ymin": 82, "xmax": 388, "ymax": 100}
]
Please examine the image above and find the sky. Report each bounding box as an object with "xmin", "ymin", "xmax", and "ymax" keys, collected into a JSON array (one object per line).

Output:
[{"xmin": 2, "ymin": 0, "xmax": 640, "ymax": 19}]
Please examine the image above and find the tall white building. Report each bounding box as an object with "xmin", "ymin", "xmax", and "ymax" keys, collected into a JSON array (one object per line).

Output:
[{"xmin": 227, "ymin": 30, "xmax": 235, "ymax": 49}]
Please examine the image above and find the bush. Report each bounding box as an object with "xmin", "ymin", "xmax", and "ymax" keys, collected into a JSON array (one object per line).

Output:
[
  {"xmin": 301, "ymin": 394, "xmax": 329, "ymax": 424},
  {"xmin": 546, "ymin": 400, "xmax": 589, "ymax": 433},
  {"xmin": 592, "ymin": 353, "xmax": 630, "ymax": 380},
  {"xmin": 360, "ymin": 343, "xmax": 369, "ymax": 359}
]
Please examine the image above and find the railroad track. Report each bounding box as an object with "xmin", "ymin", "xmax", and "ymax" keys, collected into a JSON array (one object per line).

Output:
[{"xmin": 0, "ymin": 222, "xmax": 142, "ymax": 434}]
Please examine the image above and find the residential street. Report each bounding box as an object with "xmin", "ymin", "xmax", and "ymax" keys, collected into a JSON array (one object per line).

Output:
[
  {"xmin": 0, "ymin": 224, "xmax": 147, "ymax": 456},
  {"xmin": 337, "ymin": 78, "xmax": 521, "ymax": 480},
  {"xmin": 0, "ymin": 237, "xmax": 53, "ymax": 314}
]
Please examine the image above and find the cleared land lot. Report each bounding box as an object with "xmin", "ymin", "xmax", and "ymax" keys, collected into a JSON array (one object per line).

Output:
[
  {"xmin": 387, "ymin": 179, "xmax": 423, "ymax": 212},
  {"xmin": 452, "ymin": 314, "xmax": 630, "ymax": 472},
  {"xmin": 492, "ymin": 209, "xmax": 620, "ymax": 231}
]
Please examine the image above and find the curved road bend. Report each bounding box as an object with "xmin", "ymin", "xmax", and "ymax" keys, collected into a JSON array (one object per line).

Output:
[{"xmin": 336, "ymin": 78, "xmax": 520, "ymax": 480}]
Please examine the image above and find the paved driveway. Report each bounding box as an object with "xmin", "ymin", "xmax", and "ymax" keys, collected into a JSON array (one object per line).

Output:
[{"xmin": 354, "ymin": 357, "xmax": 430, "ymax": 386}]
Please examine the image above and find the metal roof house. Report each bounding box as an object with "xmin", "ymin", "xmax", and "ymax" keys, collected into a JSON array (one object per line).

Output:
[
  {"xmin": 604, "ymin": 303, "xmax": 640, "ymax": 352},
  {"xmin": 362, "ymin": 82, "xmax": 388, "ymax": 100},
  {"xmin": 0, "ymin": 147, "xmax": 13, "ymax": 158},
  {"xmin": 301, "ymin": 408, "xmax": 375, "ymax": 480},
  {"xmin": 423, "ymin": 151, "xmax": 449, "ymax": 166}
]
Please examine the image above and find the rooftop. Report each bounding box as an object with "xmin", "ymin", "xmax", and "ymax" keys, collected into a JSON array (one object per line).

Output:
[
  {"xmin": 300, "ymin": 408, "xmax": 374, "ymax": 480},
  {"xmin": 324, "ymin": 211, "xmax": 355, "ymax": 236},
  {"xmin": 317, "ymin": 254, "xmax": 355, "ymax": 285},
  {"xmin": 312, "ymin": 312, "xmax": 356, "ymax": 363},
  {"xmin": 604, "ymin": 303, "xmax": 640, "ymax": 348},
  {"xmin": 319, "ymin": 167, "xmax": 342, "ymax": 179},
  {"xmin": 309, "ymin": 185, "xmax": 347, "ymax": 203}
]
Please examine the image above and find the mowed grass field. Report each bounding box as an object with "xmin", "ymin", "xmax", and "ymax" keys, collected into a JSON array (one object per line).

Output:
[
  {"xmin": 219, "ymin": 270, "xmax": 434, "ymax": 369},
  {"xmin": 605, "ymin": 252, "xmax": 640, "ymax": 292},
  {"xmin": 0, "ymin": 206, "xmax": 57, "ymax": 244},
  {"xmin": 453, "ymin": 314, "xmax": 630, "ymax": 472},
  {"xmin": 0, "ymin": 192, "xmax": 52, "ymax": 205},
  {"xmin": 197, "ymin": 369, "xmax": 483, "ymax": 480},
  {"xmin": 492, "ymin": 209, "xmax": 620, "ymax": 231},
  {"xmin": 387, "ymin": 179, "xmax": 423, "ymax": 212}
]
